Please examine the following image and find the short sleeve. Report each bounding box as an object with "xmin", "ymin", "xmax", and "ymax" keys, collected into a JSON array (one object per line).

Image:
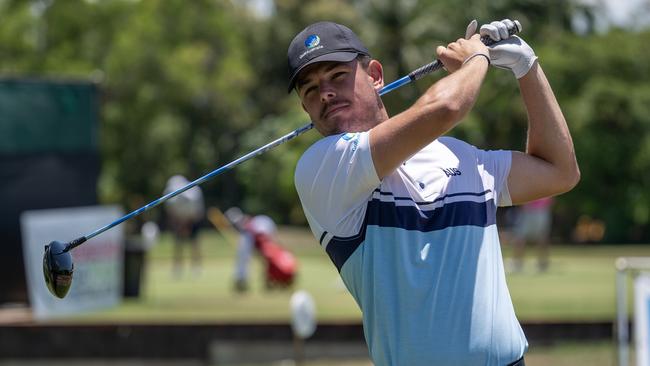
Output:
[
  {"xmin": 294, "ymin": 132, "xmax": 380, "ymax": 241},
  {"xmin": 476, "ymin": 149, "xmax": 513, "ymax": 207}
]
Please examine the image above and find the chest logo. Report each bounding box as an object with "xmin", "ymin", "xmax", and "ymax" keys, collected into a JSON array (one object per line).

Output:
[{"xmin": 441, "ymin": 167, "xmax": 462, "ymax": 177}]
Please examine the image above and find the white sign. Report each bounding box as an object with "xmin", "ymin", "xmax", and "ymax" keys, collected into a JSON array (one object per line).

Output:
[
  {"xmin": 21, "ymin": 206, "xmax": 124, "ymax": 320},
  {"xmin": 635, "ymin": 273, "xmax": 650, "ymax": 366}
]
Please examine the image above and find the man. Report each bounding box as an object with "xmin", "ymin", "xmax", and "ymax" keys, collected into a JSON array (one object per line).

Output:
[
  {"xmin": 510, "ymin": 197, "xmax": 554, "ymax": 273},
  {"xmin": 225, "ymin": 207, "xmax": 297, "ymax": 292},
  {"xmin": 163, "ymin": 175, "xmax": 205, "ymax": 278},
  {"xmin": 289, "ymin": 19, "xmax": 579, "ymax": 366}
]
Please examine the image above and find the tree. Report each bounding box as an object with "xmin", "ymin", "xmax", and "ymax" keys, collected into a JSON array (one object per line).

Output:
[
  {"xmin": 539, "ymin": 29, "xmax": 650, "ymax": 242},
  {"xmin": 97, "ymin": 0, "xmax": 258, "ymax": 215},
  {"xmin": 2, "ymin": 0, "xmax": 648, "ymax": 241}
]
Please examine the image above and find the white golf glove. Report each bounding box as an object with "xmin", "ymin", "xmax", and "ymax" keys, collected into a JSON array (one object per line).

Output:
[{"xmin": 480, "ymin": 19, "xmax": 537, "ymax": 79}]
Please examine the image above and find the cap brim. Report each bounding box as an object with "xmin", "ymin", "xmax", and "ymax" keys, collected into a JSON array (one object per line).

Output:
[{"xmin": 287, "ymin": 51, "xmax": 359, "ymax": 93}]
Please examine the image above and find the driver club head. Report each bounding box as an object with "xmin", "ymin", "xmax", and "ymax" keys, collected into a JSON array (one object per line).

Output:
[{"xmin": 43, "ymin": 241, "xmax": 74, "ymax": 299}]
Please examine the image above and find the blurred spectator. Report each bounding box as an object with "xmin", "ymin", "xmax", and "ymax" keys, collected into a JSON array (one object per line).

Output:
[
  {"xmin": 163, "ymin": 175, "xmax": 205, "ymax": 278},
  {"xmin": 224, "ymin": 207, "xmax": 297, "ymax": 293},
  {"xmin": 141, "ymin": 221, "xmax": 160, "ymax": 250},
  {"xmin": 510, "ymin": 197, "xmax": 554, "ymax": 273}
]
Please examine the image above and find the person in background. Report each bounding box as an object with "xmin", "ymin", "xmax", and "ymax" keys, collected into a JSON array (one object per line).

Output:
[
  {"xmin": 164, "ymin": 175, "xmax": 205, "ymax": 278},
  {"xmin": 510, "ymin": 197, "xmax": 554, "ymax": 273},
  {"xmin": 225, "ymin": 207, "xmax": 297, "ymax": 292}
]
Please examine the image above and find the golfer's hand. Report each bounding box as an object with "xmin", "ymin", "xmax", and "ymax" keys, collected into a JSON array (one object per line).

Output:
[
  {"xmin": 480, "ymin": 19, "xmax": 537, "ymax": 78},
  {"xmin": 436, "ymin": 34, "xmax": 489, "ymax": 73}
]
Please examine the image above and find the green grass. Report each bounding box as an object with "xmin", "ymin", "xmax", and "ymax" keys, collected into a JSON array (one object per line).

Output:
[
  {"xmin": 504, "ymin": 245, "xmax": 650, "ymax": 321},
  {"xmin": 504, "ymin": 244, "xmax": 650, "ymax": 321},
  {"xmin": 55, "ymin": 226, "xmax": 650, "ymax": 323},
  {"xmin": 61, "ymin": 227, "xmax": 360, "ymax": 323}
]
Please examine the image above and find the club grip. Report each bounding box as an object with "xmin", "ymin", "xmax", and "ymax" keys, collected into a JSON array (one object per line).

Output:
[
  {"xmin": 408, "ymin": 60, "xmax": 444, "ymax": 81},
  {"xmin": 480, "ymin": 19, "xmax": 522, "ymax": 46},
  {"xmin": 405, "ymin": 20, "xmax": 522, "ymax": 83}
]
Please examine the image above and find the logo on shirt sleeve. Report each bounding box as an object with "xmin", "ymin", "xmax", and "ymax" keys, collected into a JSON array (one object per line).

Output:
[
  {"xmin": 341, "ymin": 133, "xmax": 358, "ymax": 141},
  {"xmin": 441, "ymin": 167, "xmax": 462, "ymax": 177},
  {"xmin": 341, "ymin": 133, "xmax": 360, "ymax": 154}
]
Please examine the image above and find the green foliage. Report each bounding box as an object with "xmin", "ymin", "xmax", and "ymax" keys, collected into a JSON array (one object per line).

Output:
[
  {"xmin": 237, "ymin": 105, "xmax": 319, "ymax": 225},
  {"xmin": 99, "ymin": 0, "xmax": 256, "ymax": 211},
  {"xmin": 0, "ymin": 0, "xmax": 648, "ymax": 241},
  {"xmin": 538, "ymin": 30, "xmax": 650, "ymax": 241}
]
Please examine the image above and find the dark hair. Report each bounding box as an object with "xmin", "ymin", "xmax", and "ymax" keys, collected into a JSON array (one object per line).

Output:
[{"xmin": 357, "ymin": 54, "xmax": 371, "ymax": 70}]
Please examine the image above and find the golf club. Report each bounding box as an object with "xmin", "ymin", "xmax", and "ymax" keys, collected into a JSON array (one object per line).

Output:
[{"xmin": 43, "ymin": 20, "xmax": 522, "ymax": 299}]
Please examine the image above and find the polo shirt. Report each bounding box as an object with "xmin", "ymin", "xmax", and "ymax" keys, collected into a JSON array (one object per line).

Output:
[{"xmin": 295, "ymin": 131, "xmax": 527, "ymax": 365}]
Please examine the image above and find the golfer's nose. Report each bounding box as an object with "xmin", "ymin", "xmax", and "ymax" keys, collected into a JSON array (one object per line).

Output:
[{"xmin": 320, "ymin": 85, "xmax": 336, "ymax": 103}]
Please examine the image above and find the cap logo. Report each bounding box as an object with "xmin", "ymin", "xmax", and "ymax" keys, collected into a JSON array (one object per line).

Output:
[{"xmin": 305, "ymin": 35, "xmax": 320, "ymax": 49}]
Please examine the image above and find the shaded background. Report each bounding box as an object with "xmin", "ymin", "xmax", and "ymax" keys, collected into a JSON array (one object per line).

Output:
[{"xmin": 1, "ymin": 0, "xmax": 650, "ymax": 364}]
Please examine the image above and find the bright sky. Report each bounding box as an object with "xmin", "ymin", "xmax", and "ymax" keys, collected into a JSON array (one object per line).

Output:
[
  {"xmin": 247, "ymin": 0, "xmax": 650, "ymax": 30},
  {"xmin": 592, "ymin": 0, "xmax": 650, "ymax": 28}
]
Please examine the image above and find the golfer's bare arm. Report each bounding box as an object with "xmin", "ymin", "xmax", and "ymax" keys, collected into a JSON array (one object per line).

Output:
[
  {"xmin": 370, "ymin": 35, "xmax": 489, "ymax": 179},
  {"xmin": 507, "ymin": 62, "xmax": 580, "ymax": 204}
]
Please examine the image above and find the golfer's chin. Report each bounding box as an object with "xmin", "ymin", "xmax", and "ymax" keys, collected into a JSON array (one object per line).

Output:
[
  {"xmin": 322, "ymin": 112, "xmax": 355, "ymax": 133},
  {"xmin": 315, "ymin": 111, "xmax": 367, "ymax": 135}
]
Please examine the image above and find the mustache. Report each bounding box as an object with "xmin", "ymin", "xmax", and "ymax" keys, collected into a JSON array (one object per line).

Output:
[{"xmin": 320, "ymin": 100, "xmax": 348, "ymax": 119}]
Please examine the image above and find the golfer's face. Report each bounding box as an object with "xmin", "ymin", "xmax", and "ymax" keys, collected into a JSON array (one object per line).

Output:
[{"xmin": 297, "ymin": 60, "xmax": 379, "ymax": 135}]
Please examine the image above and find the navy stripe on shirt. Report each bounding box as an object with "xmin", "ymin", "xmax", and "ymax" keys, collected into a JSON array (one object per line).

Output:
[
  {"xmin": 373, "ymin": 188, "xmax": 492, "ymax": 205},
  {"xmin": 325, "ymin": 193, "xmax": 496, "ymax": 272}
]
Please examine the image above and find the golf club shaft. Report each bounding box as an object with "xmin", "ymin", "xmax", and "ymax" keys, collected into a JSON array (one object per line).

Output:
[
  {"xmin": 64, "ymin": 21, "xmax": 521, "ymax": 252},
  {"xmin": 62, "ymin": 64, "xmax": 437, "ymax": 252}
]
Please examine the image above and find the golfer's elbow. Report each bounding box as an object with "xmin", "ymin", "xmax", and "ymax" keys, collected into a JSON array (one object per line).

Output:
[
  {"xmin": 568, "ymin": 163, "xmax": 581, "ymax": 190},
  {"xmin": 557, "ymin": 161, "xmax": 581, "ymax": 194}
]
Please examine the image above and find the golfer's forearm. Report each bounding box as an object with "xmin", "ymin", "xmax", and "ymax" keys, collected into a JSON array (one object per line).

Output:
[
  {"xmin": 370, "ymin": 58, "xmax": 488, "ymax": 179},
  {"xmin": 519, "ymin": 63, "xmax": 580, "ymax": 190},
  {"xmin": 415, "ymin": 58, "xmax": 489, "ymax": 123}
]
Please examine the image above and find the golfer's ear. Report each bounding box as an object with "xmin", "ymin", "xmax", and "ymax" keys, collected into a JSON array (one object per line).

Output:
[
  {"xmin": 301, "ymin": 101, "xmax": 307, "ymax": 112},
  {"xmin": 368, "ymin": 60, "xmax": 384, "ymax": 89}
]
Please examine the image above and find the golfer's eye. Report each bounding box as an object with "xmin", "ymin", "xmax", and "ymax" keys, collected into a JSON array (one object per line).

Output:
[
  {"xmin": 332, "ymin": 71, "xmax": 346, "ymax": 80},
  {"xmin": 302, "ymin": 85, "xmax": 316, "ymax": 98}
]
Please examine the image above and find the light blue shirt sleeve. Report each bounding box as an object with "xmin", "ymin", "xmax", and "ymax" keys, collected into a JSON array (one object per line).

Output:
[{"xmin": 294, "ymin": 132, "xmax": 380, "ymax": 240}]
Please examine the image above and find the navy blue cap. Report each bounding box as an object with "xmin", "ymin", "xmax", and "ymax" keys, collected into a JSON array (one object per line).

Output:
[{"xmin": 287, "ymin": 21, "xmax": 370, "ymax": 93}]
